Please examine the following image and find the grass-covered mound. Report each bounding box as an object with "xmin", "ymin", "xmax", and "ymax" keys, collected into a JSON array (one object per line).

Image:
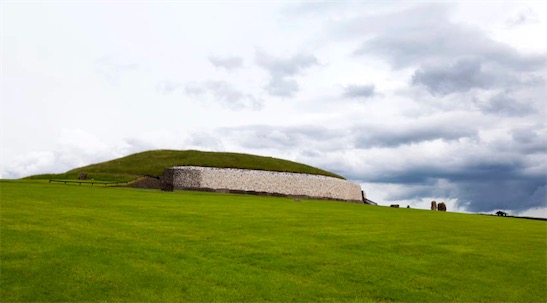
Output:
[
  {"xmin": 1, "ymin": 180, "xmax": 546, "ymax": 302},
  {"xmin": 25, "ymin": 149, "xmax": 344, "ymax": 181}
]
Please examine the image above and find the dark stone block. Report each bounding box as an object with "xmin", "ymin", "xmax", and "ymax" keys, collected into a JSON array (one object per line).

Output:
[{"xmin": 160, "ymin": 169, "xmax": 175, "ymax": 191}]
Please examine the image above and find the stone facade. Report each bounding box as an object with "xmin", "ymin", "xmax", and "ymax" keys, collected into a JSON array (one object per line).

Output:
[{"xmin": 161, "ymin": 166, "xmax": 364, "ymax": 202}]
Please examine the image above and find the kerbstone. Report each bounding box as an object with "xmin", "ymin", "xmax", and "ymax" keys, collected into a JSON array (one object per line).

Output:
[{"xmin": 167, "ymin": 166, "xmax": 363, "ymax": 202}]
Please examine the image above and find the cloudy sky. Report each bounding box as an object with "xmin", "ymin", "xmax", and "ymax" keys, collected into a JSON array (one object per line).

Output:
[{"xmin": 1, "ymin": 1, "xmax": 546, "ymax": 217}]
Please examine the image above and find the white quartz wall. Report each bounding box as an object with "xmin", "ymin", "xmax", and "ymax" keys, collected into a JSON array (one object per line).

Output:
[{"xmin": 171, "ymin": 166, "xmax": 363, "ymax": 202}]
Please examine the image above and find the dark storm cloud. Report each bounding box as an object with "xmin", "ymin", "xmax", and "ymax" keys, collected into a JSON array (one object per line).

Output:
[
  {"xmin": 374, "ymin": 178, "xmax": 546, "ymax": 213},
  {"xmin": 352, "ymin": 122, "xmax": 477, "ymax": 148},
  {"xmin": 184, "ymin": 81, "xmax": 262, "ymax": 110},
  {"xmin": 456, "ymin": 178, "xmax": 546, "ymax": 212},
  {"xmin": 208, "ymin": 55, "xmax": 243, "ymax": 70},
  {"xmin": 343, "ymin": 84, "xmax": 375, "ymax": 98},
  {"xmin": 358, "ymin": 153, "xmax": 545, "ymax": 212},
  {"xmin": 255, "ymin": 50, "xmax": 318, "ymax": 97},
  {"xmin": 368, "ymin": 161, "xmax": 525, "ymax": 185}
]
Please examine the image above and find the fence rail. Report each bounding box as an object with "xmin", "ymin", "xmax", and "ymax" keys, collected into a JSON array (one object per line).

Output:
[
  {"xmin": 48, "ymin": 175, "xmax": 160, "ymax": 187},
  {"xmin": 48, "ymin": 179, "xmax": 131, "ymax": 186}
]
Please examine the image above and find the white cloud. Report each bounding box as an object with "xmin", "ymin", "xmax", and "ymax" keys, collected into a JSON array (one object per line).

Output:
[
  {"xmin": 517, "ymin": 207, "xmax": 547, "ymax": 219},
  {"xmin": 209, "ymin": 55, "xmax": 243, "ymax": 70},
  {"xmin": 2, "ymin": 151, "xmax": 56, "ymax": 179},
  {"xmin": 255, "ymin": 50, "xmax": 319, "ymax": 97},
  {"xmin": 184, "ymin": 81, "xmax": 263, "ymax": 110},
  {"xmin": 2, "ymin": 129, "xmax": 146, "ymax": 178},
  {"xmin": 342, "ymin": 84, "xmax": 376, "ymax": 99}
]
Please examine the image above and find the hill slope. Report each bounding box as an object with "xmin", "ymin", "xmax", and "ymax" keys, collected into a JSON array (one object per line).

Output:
[{"xmin": 26, "ymin": 149, "xmax": 344, "ymax": 181}]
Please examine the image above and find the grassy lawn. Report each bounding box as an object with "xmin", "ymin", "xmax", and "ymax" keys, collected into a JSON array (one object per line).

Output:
[{"xmin": 1, "ymin": 180, "xmax": 545, "ymax": 302}]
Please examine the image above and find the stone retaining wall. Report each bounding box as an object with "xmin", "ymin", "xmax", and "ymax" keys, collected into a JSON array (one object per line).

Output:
[
  {"xmin": 128, "ymin": 176, "xmax": 161, "ymax": 189},
  {"xmin": 161, "ymin": 166, "xmax": 364, "ymax": 202}
]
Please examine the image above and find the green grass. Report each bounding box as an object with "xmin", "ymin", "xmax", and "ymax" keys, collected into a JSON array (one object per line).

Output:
[
  {"xmin": 1, "ymin": 180, "xmax": 546, "ymax": 302},
  {"xmin": 25, "ymin": 149, "xmax": 344, "ymax": 182}
]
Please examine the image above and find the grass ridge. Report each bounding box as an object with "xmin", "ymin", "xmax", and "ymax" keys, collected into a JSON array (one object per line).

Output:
[{"xmin": 25, "ymin": 149, "xmax": 344, "ymax": 181}]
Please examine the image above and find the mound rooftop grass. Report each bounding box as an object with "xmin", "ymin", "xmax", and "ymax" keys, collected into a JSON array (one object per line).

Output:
[
  {"xmin": 1, "ymin": 180, "xmax": 546, "ymax": 302},
  {"xmin": 25, "ymin": 149, "xmax": 344, "ymax": 182}
]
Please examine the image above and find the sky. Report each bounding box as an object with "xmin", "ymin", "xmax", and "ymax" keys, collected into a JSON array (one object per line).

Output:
[{"xmin": 1, "ymin": 1, "xmax": 546, "ymax": 217}]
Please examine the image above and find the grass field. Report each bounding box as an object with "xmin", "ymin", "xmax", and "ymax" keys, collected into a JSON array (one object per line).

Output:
[
  {"xmin": 1, "ymin": 180, "xmax": 546, "ymax": 302},
  {"xmin": 25, "ymin": 150, "xmax": 344, "ymax": 182}
]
